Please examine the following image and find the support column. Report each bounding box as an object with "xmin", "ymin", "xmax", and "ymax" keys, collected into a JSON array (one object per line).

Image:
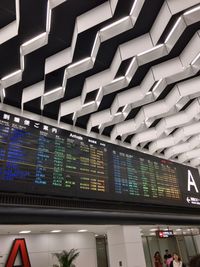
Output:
[{"xmin": 107, "ymin": 225, "xmax": 146, "ymax": 267}]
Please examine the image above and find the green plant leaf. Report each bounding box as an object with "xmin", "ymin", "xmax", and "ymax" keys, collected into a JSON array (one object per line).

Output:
[{"xmin": 53, "ymin": 249, "xmax": 79, "ymax": 267}]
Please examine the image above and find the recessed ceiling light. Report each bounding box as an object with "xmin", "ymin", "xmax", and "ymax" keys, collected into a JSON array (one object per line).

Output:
[
  {"xmin": 150, "ymin": 228, "xmax": 158, "ymax": 232},
  {"xmin": 78, "ymin": 229, "xmax": 88, "ymax": 233},
  {"xmin": 95, "ymin": 234, "xmax": 99, "ymax": 237},
  {"xmin": 19, "ymin": 230, "xmax": 31, "ymax": 234},
  {"xmin": 176, "ymin": 228, "xmax": 182, "ymax": 231},
  {"xmin": 51, "ymin": 230, "xmax": 62, "ymax": 233}
]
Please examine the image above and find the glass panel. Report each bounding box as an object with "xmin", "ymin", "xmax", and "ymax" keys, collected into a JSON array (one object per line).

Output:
[
  {"xmin": 184, "ymin": 236, "xmax": 197, "ymax": 261},
  {"xmin": 142, "ymin": 237, "xmax": 152, "ymax": 267}
]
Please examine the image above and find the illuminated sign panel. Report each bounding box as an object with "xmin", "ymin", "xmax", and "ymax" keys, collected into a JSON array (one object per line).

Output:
[
  {"xmin": 156, "ymin": 230, "xmax": 174, "ymax": 238},
  {"xmin": 0, "ymin": 111, "xmax": 200, "ymax": 208}
]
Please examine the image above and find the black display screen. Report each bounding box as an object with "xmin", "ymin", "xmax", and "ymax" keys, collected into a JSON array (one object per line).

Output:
[{"xmin": 0, "ymin": 111, "xmax": 200, "ymax": 208}]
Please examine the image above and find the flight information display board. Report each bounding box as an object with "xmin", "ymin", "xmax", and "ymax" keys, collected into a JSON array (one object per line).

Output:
[{"xmin": 0, "ymin": 111, "xmax": 200, "ymax": 208}]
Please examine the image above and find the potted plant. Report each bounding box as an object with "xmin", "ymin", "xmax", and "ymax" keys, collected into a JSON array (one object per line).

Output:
[{"xmin": 53, "ymin": 249, "xmax": 79, "ymax": 267}]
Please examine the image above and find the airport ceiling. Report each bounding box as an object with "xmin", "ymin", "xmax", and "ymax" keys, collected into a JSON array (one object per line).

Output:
[{"xmin": 1, "ymin": 0, "xmax": 200, "ymax": 167}]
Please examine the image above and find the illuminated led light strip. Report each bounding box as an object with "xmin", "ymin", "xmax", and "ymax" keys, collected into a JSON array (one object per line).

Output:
[
  {"xmin": 137, "ymin": 44, "xmax": 164, "ymax": 57},
  {"xmin": 191, "ymin": 52, "xmax": 200, "ymax": 65},
  {"xmin": 184, "ymin": 5, "xmax": 200, "ymax": 16},
  {"xmin": 164, "ymin": 17, "xmax": 183, "ymax": 43},
  {"xmin": 100, "ymin": 16, "xmax": 130, "ymax": 32},
  {"xmin": 91, "ymin": 25, "xmax": 200, "ymax": 136},
  {"xmin": 43, "ymin": 0, "xmax": 143, "ymax": 110},
  {"xmin": 67, "ymin": 4, "xmax": 200, "ymax": 123},
  {"xmin": 68, "ymin": 57, "xmax": 91, "ymax": 69},
  {"xmin": 29, "ymin": 1, "xmax": 199, "ymax": 116},
  {"xmin": 23, "ymin": 0, "xmax": 121, "ymax": 108},
  {"xmin": 44, "ymin": 87, "xmax": 63, "ymax": 96},
  {"xmin": 1, "ymin": 70, "xmax": 22, "ymax": 81},
  {"xmin": 2, "ymin": 0, "xmax": 66, "ymax": 105},
  {"xmin": 78, "ymin": 4, "xmax": 200, "ymax": 111},
  {"xmin": 110, "ymin": 67, "xmax": 200, "ymax": 141},
  {"xmin": 21, "ymin": 32, "xmax": 47, "ymax": 47}
]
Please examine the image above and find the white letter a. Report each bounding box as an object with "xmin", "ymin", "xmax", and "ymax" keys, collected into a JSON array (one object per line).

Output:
[{"xmin": 188, "ymin": 170, "xmax": 199, "ymax": 193}]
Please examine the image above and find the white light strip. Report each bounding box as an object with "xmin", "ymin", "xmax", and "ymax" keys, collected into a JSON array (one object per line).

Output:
[
  {"xmin": 191, "ymin": 52, "xmax": 200, "ymax": 65},
  {"xmin": 1, "ymin": 70, "xmax": 21, "ymax": 81},
  {"xmin": 100, "ymin": 16, "xmax": 129, "ymax": 32},
  {"xmin": 72, "ymin": 112, "xmax": 76, "ymax": 121},
  {"xmin": 130, "ymin": 0, "xmax": 139, "ymax": 15},
  {"xmin": 67, "ymin": 57, "xmax": 91, "ymax": 69},
  {"xmin": 51, "ymin": 230, "xmax": 62, "ymax": 233},
  {"xmin": 19, "ymin": 230, "xmax": 31, "ymax": 234},
  {"xmin": 44, "ymin": 87, "xmax": 63, "ymax": 96},
  {"xmin": 2, "ymin": 89, "xmax": 5, "ymax": 98},
  {"xmin": 91, "ymin": 33, "xmax": 99, "ymax": 57},
  {"xmin": 46, "ymin": 1, "xmax": 52, "ymax": 32},
  {"xmin": 137, "ymin": 44, "xmax": 164, "ymax": 57},
  {"xmin": 111, "ymin": 76, "xmax": 124, "ymax": 84},
  {"xmin": 152, "ymin": 79, "xmax": 163, "ymax": 92},
  {"xmin": 22, "ymin": 32, "xmax": 47, "ymax": 47},
  {"xmin": 125, "ymin": 57, "xmax": 136, "ymax": 77},
  {"xmin": 95, "ymin": 87, "xmax": 102, "ymax": 101},
  {"xmin": 122, "ymin": 104, "xmax": 128, "ymax": 112},
  {"xmin": 165, "ymin": 16, "xmax": 182, "ymax": 43},
  {"xmin": 184, "ymin": 5, "xmax": 200, "ymax": 16},
  {"xmin": 114, "ymin": 112, "xmax": 122, "ymax": 116},
  {"xmin": 83, "ymin": 101, "xmax": 95, "ymax": 107}
]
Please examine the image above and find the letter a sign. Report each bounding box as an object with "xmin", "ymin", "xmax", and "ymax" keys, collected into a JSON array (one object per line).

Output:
[{"xmin": 5, "ymin": 238, "xmax": 31, "ymax": 267}]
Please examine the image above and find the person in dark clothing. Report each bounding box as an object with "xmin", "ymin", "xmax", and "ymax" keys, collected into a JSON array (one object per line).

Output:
[
  {"xmin": 189, "ymin": 255, "xmax": 200, "ymax": 267},
  {"xmin": 164, "ymin": 250, "xmax": 172, "ymax": 265}
]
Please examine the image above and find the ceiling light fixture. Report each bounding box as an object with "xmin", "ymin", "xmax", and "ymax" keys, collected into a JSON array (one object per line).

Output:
[
  {"xmin": 44, "ymin": 87, "xmax": 63, "ymax": 96},
  {"xmin": 51, "ymin": 230, "xmax": 62, "ymax": 233},
  {"xmin": 68, "ymin": 57, "xmax": 91, "ymax": 69},
  {"xmin": 122, "ymin": 104, "xmax": 128, "ymax": 113},
  {"xmin": 125, "ymin": 57, "xmax": 136, "ymax": 77},
  {"xmin": 1, "ymin": 70, "xmax": 21, "ymax": 81},
  {"xmin": 130, "ymin": 0, "xmax": 139, "ymax": 15},
  {"xmin": 165, "ymin": 17, "xmax": 182, "ymax": 43},
  {"xmin": 95, "ymin": 87, "xmax": 102, "ymax": 101},
  {"xmin": 111, "ymin": 76, "xmax": 124, "ymax": 84},
  {"xmin": 100, "ymin": 16, "xmax": 129, "ymax": 32},
  {"xmin": 19, "ymin": 230, "xmax": 31, "ymax": 234},
  {"xmin": 83, "ymin": 101, "xmax": 95, "ymax": 108},
  {"xmin": 22, "ymin": 32, "xmax": 46, "ymax": 47},
  {"xmin": 78, "ymin": 229, "xmax": 88, "ymax": 233},
  {"xmin": 184, "ymin": 5, "xmax": 200, "ymax": 16},
  {"xmin": 191, "ymin": 52, "xmax": 200, "ymax": 65},
  {"xmin": 137, "ymin": 44, "xmax": 164, "ymax": 57}
]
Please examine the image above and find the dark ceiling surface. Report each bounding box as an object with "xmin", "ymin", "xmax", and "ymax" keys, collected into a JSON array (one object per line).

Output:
[{"xmin": 1, "ymin": 0, "xmax": 200, "ymax": 166}]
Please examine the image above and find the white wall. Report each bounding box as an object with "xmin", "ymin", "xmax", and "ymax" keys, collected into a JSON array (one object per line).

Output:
[{"xmin": 0, "ymin": 232, "xmax": 97, "ymax": 267}]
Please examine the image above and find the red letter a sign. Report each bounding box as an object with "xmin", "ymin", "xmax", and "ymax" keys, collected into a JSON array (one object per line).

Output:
[{"xmin": 5, "ymin": 238, "xmax": 31, "ymax": 267}]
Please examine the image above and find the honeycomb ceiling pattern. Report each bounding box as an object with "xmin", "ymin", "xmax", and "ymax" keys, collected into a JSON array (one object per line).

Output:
[{"xmin": 1, "ymin": 0, "xmax": 200, "ymax": 168}]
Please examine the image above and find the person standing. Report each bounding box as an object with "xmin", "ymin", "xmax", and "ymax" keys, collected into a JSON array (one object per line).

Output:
[
  {"xmin": 154, "ymin": 251, "xmax": 163, "ymax": 267},
  {"xmin": 164, "ymin": 249, "xmax": 172, "ymax": 266},
  {"xmin": 170, "ymin": 252, "xmax": 186, "ymax": 267}
]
